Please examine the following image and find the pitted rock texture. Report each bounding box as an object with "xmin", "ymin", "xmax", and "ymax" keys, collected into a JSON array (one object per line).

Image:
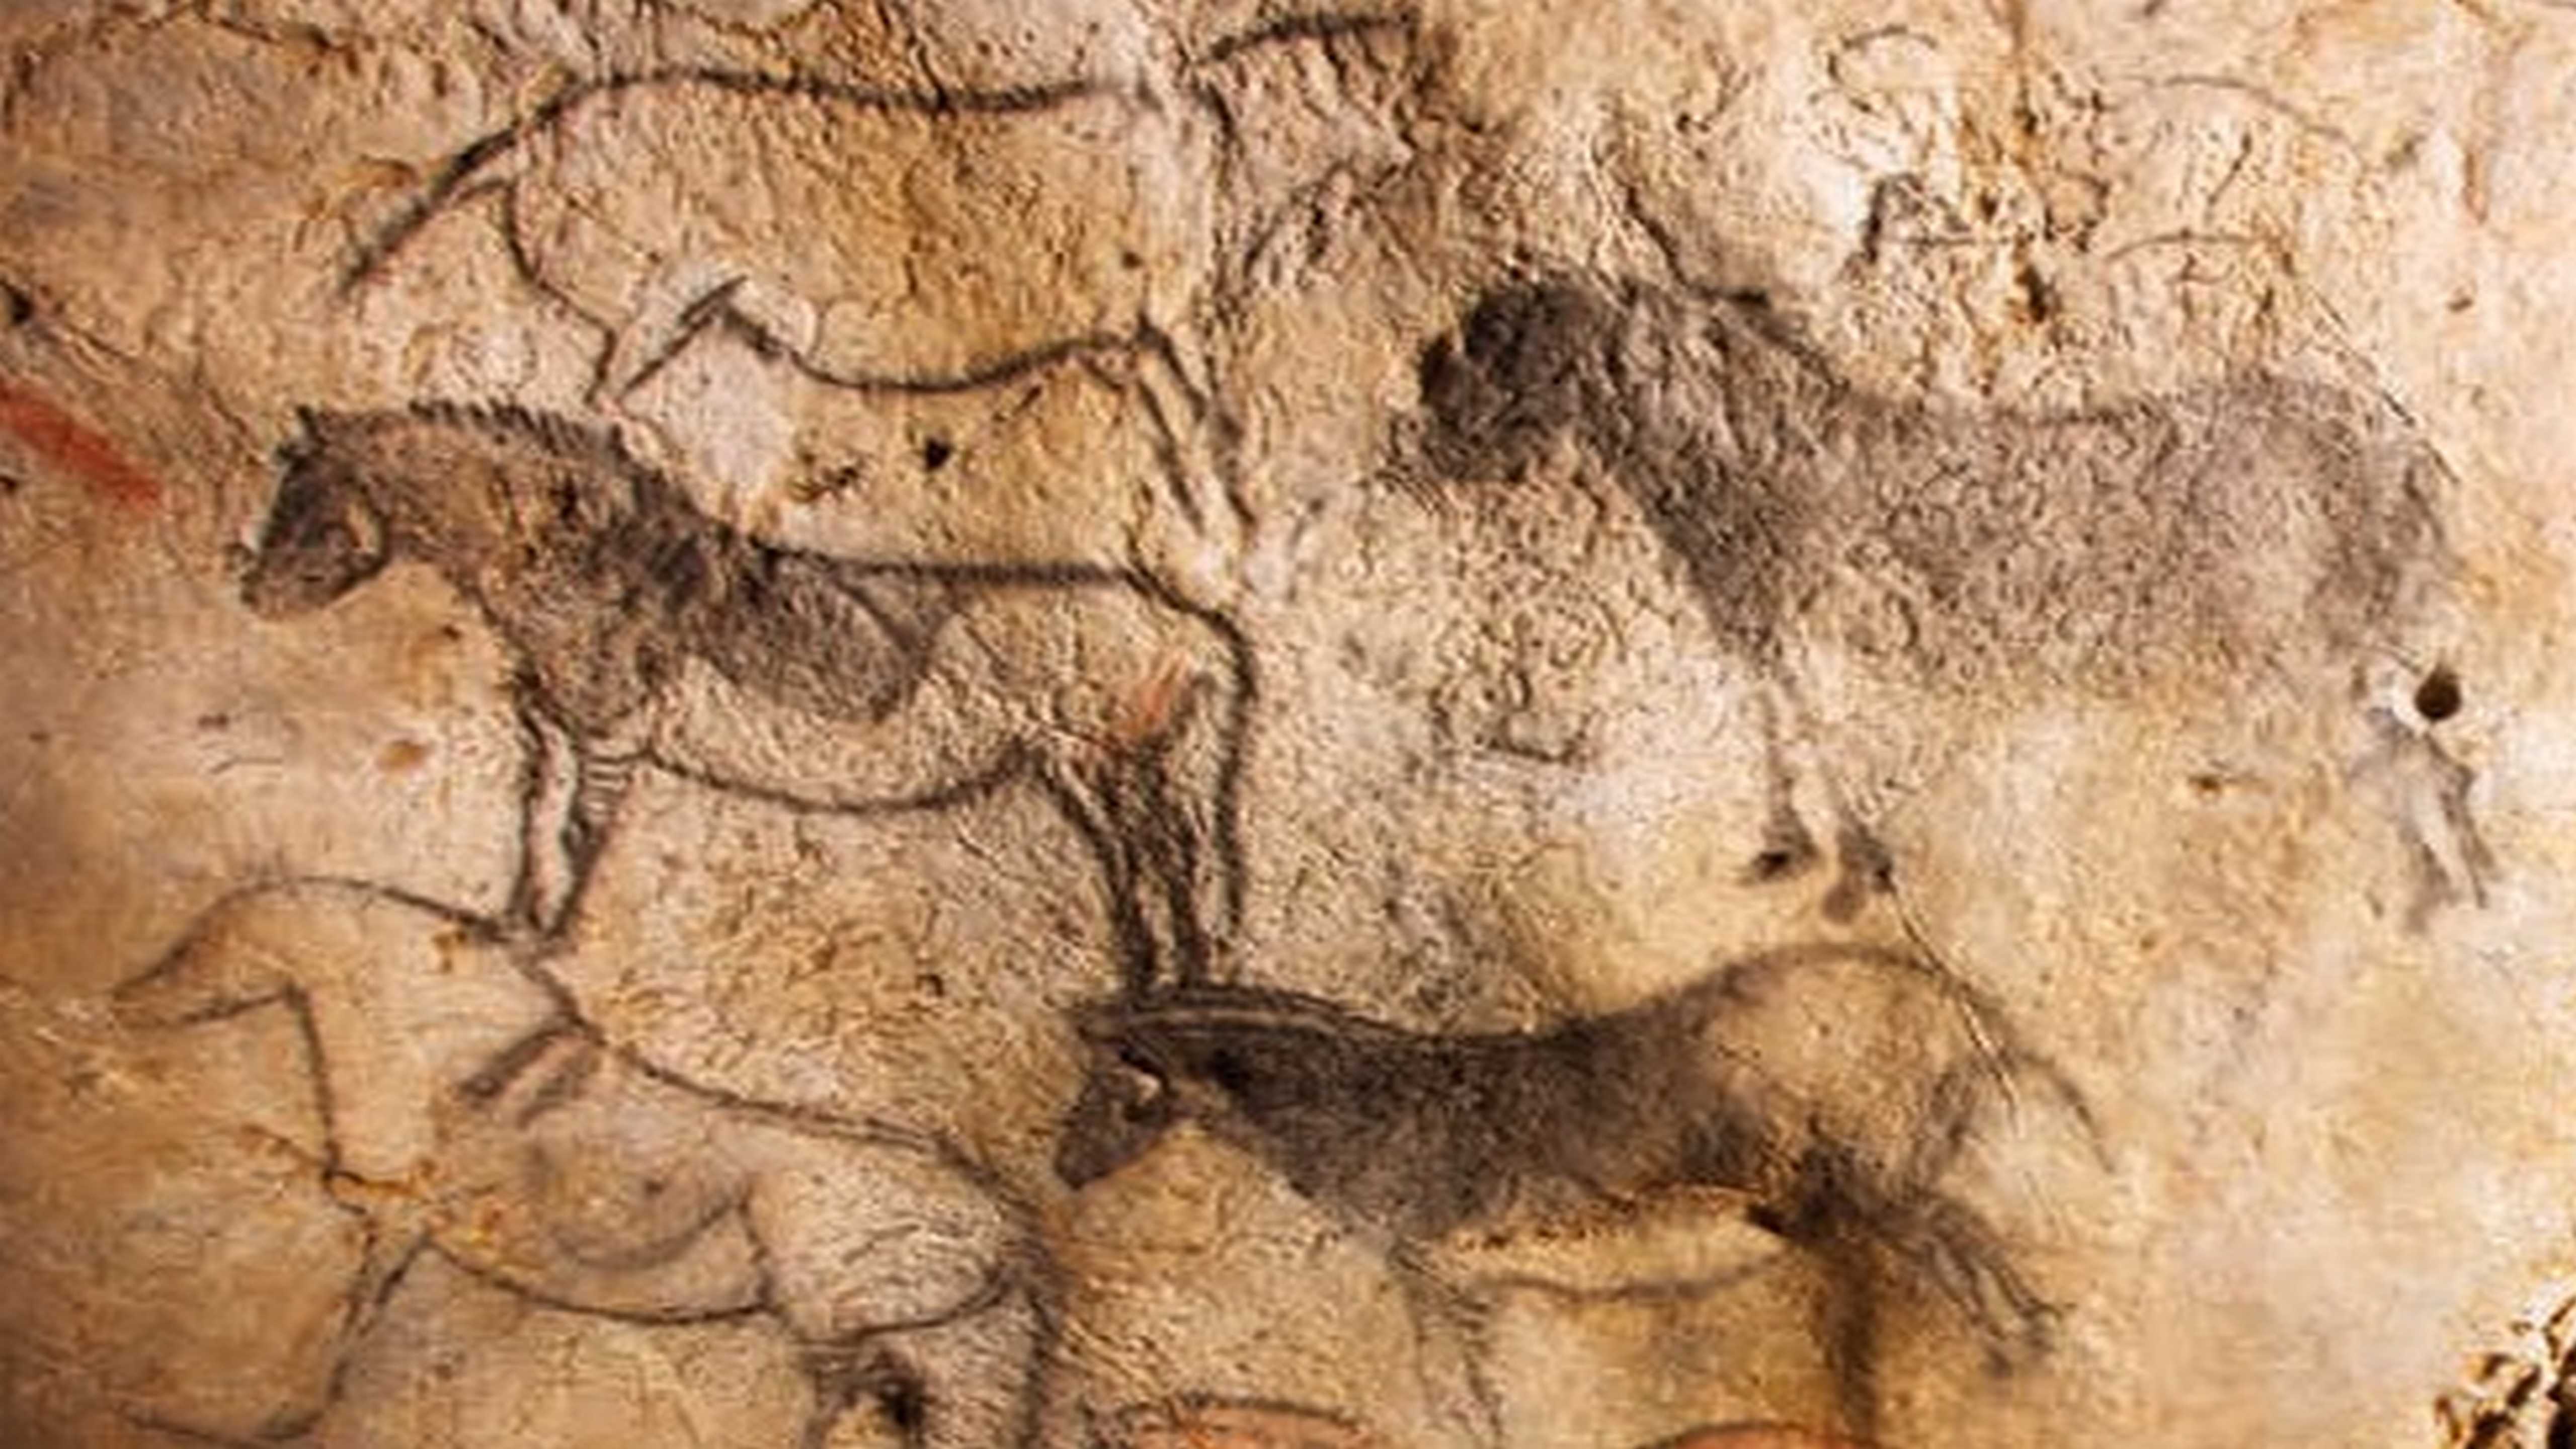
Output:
[{"xmin": 7, "ymin": 4, "xmax": 2576, "ymax": 1447}]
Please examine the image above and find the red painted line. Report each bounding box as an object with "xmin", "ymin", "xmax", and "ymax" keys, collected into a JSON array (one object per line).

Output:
[{"xmin": 0, "ymin": 373, "xmax": 160, "ymax": 511}]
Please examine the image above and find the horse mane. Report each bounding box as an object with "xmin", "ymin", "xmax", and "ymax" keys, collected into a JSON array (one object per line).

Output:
[
  {"xmin": 1082, "ymin": 985, "xmax": 1424, "ymax": 1050},
  {"xmin": 297, "ymin": 400, "xmax": 702, "ymax": 549},
  {"xmin": 398, "ymin": 399, "xmax": 666, "ymax": 488}
]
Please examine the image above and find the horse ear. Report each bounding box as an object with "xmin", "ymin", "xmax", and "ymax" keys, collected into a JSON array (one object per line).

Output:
[
  {"xmin": 291, "ymin": 405, "xmax": 359, "ymax": 443},
  {"xmin": 1077, "ymin": 998, "xmax": 1160, "ymax": 1043}
]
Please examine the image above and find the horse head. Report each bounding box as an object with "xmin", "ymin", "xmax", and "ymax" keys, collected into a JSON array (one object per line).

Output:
[
  {"xmin": 1414, "ymin": 275, "xmax": 1622, "ymax": 481},
  {"xmin": 240, "ymin": 408, "xmax": 391, "ymax": 618},
  {"xmin": 1055, "ymin": 1006, "xmax": 1191, "ymax": 1189},
  {"xmin": 1053, "ymin": 988, "xmax": 1397, "ymax": 1189}
]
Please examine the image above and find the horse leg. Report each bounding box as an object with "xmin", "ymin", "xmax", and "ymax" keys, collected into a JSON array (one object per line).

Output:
[
  {"xmin": 745, "ymin": 1130, "xmax": 1044, "ymax": 1445},
  {"xmin": 238, "ymin": 1198, "xmax": 429, "ymax": 1440},
  {"xmin": 507, "ymin": 686, "xmax": 646, "ymax": 937},
  {"xmin": 1861, "ymin": 1186, "xmax": 2055, "ymax": 1375},
  {"xmin": 554, "ymin": 740, "xmax": 643, "ymax": 928},
  {"xmin": 798, "ymin": 1275, "xmax": 1048, "ymax": 1449},
  {"xmin": 1732, "ymin": 668, "xmax": 1898, "ymax": 923},
  {"xmin": 507, "ymin": 688, "xmax": 581, "ymax": 934},
  {"xmin": 2347, "ymin": 703, "xmax": 2496, "ymax": 930},
  {"xmin": 1123, "ymin": 652, "xmax": 1251, "ymax": 987},
  {"xmin": 1809, "ymin": 1227, "xmax": 1885, "ymax": 1445},
  {"xmin": 1037, "ymin": 765, "xmax": 1162, "ymax": 996},
  {"xmin": 1122, "ymin": 330, "xmax": 1250, "ymax": 608},
  {"xmin": 1387, "ymin": 1252, "xmax": 1506, "ymax": 1448}
]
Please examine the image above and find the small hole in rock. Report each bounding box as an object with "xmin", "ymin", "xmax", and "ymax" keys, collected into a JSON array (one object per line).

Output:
[
  {"xmin": 920, "ymin": 437, "xmax": 953, "ymax": 471},
  {"xmin": 1743, "ymin": 847, "xmax": 1808, "ymax": 882},
  {"xmin": 2416, "ymin": 665, "xmax": 2462, "ymax": 723}
]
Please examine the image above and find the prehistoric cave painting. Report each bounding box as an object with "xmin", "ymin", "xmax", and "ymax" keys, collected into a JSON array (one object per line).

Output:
[
  {"xmin": 1056, "ymin": 943, "xmax": 2091, "ymax": 1443},
  {"xmin": 2436, "ymin": 1290, "xmax": 2576, "ymax": 1449},
  {"xmin": 339, "ymin": 8, "xmax": 1423, "ymax": 544},
  {"xmin": 110, "ymin": 877, "xmax": 1053, "ymax": 1449},
  {"xmin": 240, "ymin": 403, "xmax": 1252, "ymax": 991},
  {"xmin": 1088, "ymin": 1393, "xmax": 1392, "ymax": 1449},
  {"xmin": 648, "ymin": 284, "xmax": 1245, "ymax": 550},
  {"xmin": 1412, "ymin": 270, "xmax": 2493, "ymax": 928},
  {"xmin": 1639, "ymin": 1428, "xmax": 1874, "ymax": 1449}
]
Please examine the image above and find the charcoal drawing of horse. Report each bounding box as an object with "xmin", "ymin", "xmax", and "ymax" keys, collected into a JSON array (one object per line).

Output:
[
  {"xmin": 1413, "ymin": 272, "xmax": 2493, "ymax": 929},
  {"xmin": 1056, "ymin": 943, "xmax": 2091, "ymax": 1441},
  {"xmin": 341, "ymin": 11, "xmax": 1415, "ymax": 396},
  {"xmin": 337, "ymin": 9, "xmax": 1423, "ymax": 540},
  {"xmin": 342, "ymin": 70, "xmax": 1201, "ymax": 403},
  {"xmin": 111, "ymin": 877, "xmax": 1053, "ymax": 1448},
  {"xmin": 238, "ymin": 403, "xmax": 1252, "ymax": 991}
]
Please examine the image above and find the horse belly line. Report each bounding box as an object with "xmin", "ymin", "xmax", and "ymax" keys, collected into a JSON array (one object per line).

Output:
[{"xmin": 639, "ymin": 746, "xmax": 1033, "ymax": 818}]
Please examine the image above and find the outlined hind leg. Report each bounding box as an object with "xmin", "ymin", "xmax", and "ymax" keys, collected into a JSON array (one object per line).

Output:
[
  {"xmin": 1388, "ymin": 1250, "xmax": 1506, "ymax": 1447},
  {"xmin": 2348, "ymin": 703, "xmax": 2496, "ymax": 930},
  {"xmin": 1035, "ymin": 763, "xmax": 1163, "ymax": 996},
  {"xmin": 817, "ymin": 1279, "xmax": 1048, "ymax": 1449}
]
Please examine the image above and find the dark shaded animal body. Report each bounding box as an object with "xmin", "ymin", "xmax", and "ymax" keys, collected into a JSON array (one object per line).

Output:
[
  {"xmin": 1414, "ymin": 274, "xmax": 2489, "ymax": 922},
  {"xmin": 1416, "ymin": 275, "xmax": 2448, "ymax": 684},
  {"xmin": 242, "ymin": 404, "xmax": 1251, "ymax": 987},
  {"xmin": 1059, "ymin": 945, "xmax": 2080, "ymax": 1436}
]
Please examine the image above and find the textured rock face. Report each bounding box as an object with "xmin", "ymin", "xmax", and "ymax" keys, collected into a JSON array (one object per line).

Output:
[{"xmin": 6, "ymin": 3, "xmax": 2576, "ymax": 1446}]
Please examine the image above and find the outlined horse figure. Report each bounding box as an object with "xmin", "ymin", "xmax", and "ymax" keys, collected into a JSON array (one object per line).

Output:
[
  {"xmin": 238, "ymin": 403, "xmax": 1251, "ymax": 991},
  {"xmin": 112, "ymin": 877, "xmax": 1054, "ymax": 1448},
  {"xmin": 1057, "ymin": 942, "xmax": 2095, "ymax": 1443},
  {"xmin": 335, "ymin": 9, "xmax": 1428, "ymax": 540}
]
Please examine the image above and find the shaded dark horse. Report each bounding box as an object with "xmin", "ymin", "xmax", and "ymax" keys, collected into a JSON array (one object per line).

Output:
[
  {"xmin": 240, "ymin": 403, "xmax": 1251, "ymax": 990},
  {"xmin": 113, "ymin": 877, "xmax": 1052, "ymax": 1448},
  {"xmin": 1415, "ymin": 274, "xmax": 2493, "ymax": 930},
  {"xmin": 1058, "ymin": 943, "xmax": 2093, "ymax": 1442}
]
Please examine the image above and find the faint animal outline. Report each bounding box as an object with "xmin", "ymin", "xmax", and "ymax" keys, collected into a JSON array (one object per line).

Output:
[
  {"xmin": 238, "ymin": 401, "xmax": 1252, "ymax": 991},
  {"xmin": 111, "ymin": 875, "xmax": 1056, "ymax": 1449},
  {"xmin": 339, "ymin": 7, "xmax": 1424, "ymax": 541},
  {"xmin": 1055, "ymin": 942, "xmax": 2095, "ymax": 1443},
  {"xmin": 1411, "ymin": 270, "xmax": 2495, "ymax": 931},
  {"xmin": 1086, "ymin": 1392, "xmax": 1389, "ymax": 1449},
  {"xmin": 1636, "ymin": 1427, "xmax": 1876, "ymax": 1449}
]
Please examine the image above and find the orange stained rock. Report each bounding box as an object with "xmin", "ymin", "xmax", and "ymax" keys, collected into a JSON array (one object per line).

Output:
[
  {"xmin": 1645, "ymin": 1424, "xmax": 1877, "ymax": 1449},
  {"xmin": 1101, "ymin": 1398, "xmax": 1388, "ymax": 1449},
  {"xmin": 1111, "ymin": 651, "xmax": 1193, "ymax": 751},
  {"xmin": 0, "ymin": 374, "xmax": 160, "ymax": 511}
]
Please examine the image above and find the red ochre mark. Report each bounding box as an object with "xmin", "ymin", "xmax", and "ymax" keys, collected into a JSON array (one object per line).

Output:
[
  {"xmin": 0, "ymin": 374, "xmax": 160, "ymax": 512},
  {"xmin": 1110, "ymin": 653, "xmax": 1194, "ymax": 752}
]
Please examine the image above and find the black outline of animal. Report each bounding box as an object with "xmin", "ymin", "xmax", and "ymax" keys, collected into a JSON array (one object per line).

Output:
[
  {"xmin": 1412, "ymin": 271, "xmax": 2493, "ymax": 931},
  {"xmin": 237, "ymin": 402, "xmax": 1252, "ymax": 993},
  {"xmin": 1055, "ymin": 942, "xmax": 2093, "ymax": 1442},
  {"xmin": 336, "ymin": 8, "xmax": 1426, "ymax": 540},
  {"xmin": 110, "ymin": 876, "xmax": 1055, "ymax": 1449}
]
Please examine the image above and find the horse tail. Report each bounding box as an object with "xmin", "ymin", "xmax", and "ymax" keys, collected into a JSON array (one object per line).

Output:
[{"xmin": 339, "ymin": 74, "xmax": 619, "ymax": 295}]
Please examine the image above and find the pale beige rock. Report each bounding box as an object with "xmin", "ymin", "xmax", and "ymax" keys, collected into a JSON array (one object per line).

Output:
[{"xmin": 6, "ymin": 3, "xmax": 2576, "ymax": 1447}]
